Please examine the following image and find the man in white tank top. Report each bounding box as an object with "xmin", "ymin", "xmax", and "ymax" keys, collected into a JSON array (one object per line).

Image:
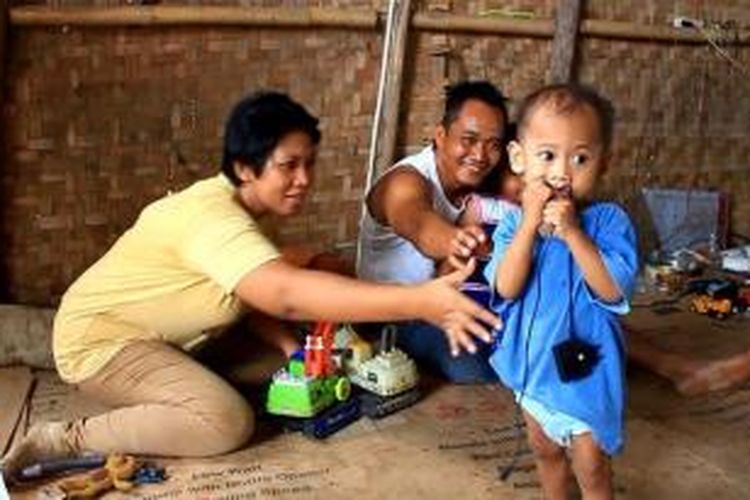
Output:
[{"xmin": 358, "ymin": 81, "xmax": 508, "ymax": 382}]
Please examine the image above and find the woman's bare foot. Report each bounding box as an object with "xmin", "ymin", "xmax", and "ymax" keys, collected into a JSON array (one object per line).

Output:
[
  {"xmin": 0, "ymin": 422, "xmax": 75, "ymax": 482},
  {"xmin": 677, "ymin": 351, "xmax": 750, "ymax": 396}
]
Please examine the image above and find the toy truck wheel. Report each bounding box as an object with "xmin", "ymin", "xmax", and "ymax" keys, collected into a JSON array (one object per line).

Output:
[{"xmin": 334, "ymin": 377, "xmax": 351, "ymax": 401}]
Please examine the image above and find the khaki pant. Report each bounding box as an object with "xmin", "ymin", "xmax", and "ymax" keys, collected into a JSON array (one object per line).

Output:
[{"xmin": 68, "ymin": 341, "xmax": 254, "ymax": 457}]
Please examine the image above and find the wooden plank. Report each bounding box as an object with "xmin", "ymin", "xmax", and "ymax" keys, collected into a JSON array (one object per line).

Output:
[
  {"xmin": 9, "ymin": 6, "xmax": 377, "ymax": 29},
  {"xmin": 9, "ymin": 7, "xmax": 750, "ymax": 46},
  {"xmin": 357, "ymin": 0, "xmax": 412, "ymax": 270},
  {"xmin": 549, "ymin": 0, "xmax": 583, "ymax": 83},
  {"xmin": 0, "ymin": 0, "xmax": 6, "ymax": 189},
  {"xmin": 0, "ymin": 0, "xmax": 5, "ymax": 84},
  {"xmin": 0, "ymin": 366, "xmax": 34, "ymax": 455},
  {"xmin": 371, "ymin": 0, "xmax": 413, "ymax": 178},
  {"xmin": 413, "ymin": 12, "xmax": 553, "ymax": 37}
]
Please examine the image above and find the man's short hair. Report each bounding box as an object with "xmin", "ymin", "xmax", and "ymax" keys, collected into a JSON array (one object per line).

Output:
[
  {"xmin": 441, "ymin": 80, "xmax": 508, "ymax": 129},
  {"xmin": 516, "ymin": 83, "xmax": 615, "ymax": 151},
  {"xmin": 221, "ymin": 91, "xmax": 321, "ymax": 185}
]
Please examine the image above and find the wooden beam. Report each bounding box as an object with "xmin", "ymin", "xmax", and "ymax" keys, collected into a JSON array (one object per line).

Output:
[
  {"xmin": 0, "ymin": 0, "xmax": 6, "ymax": 227},
  {"xmin": 357, "ymin": 0, "xmax": 411, "ymax": 271},
  {"xmin": 375, "ymin": 0, "xmax": 412, "ymax": 176},
  {"xmin": 8, "ymin": 6, "xmax": 750, "ymax": 45},
  {"xmin": 412, "ymin": 12, "xmax": 553, "ymax": 37},
  {"xmin": 10, "ymin": 6, "xmax": 378, "ymax": 29},
  {"xmin": 580, "ymin": 19, "xmax": 721, "ymax": 43},
  {"xmin": 550, "ymin": 0, "xmax": 583, "ymax": 83},
  {"xmin": 0, "ymin": 0, "xmax": 6, "ymax": 84}
]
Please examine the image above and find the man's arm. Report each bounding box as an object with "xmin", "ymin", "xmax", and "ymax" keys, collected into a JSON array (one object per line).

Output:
[
  {"xmin": 234, "ymin": 258, "xmax": 500, "ymax": 356},
  {"xmin": 368, "ymin": 167, "xmax": 485, "ymax": 260}
]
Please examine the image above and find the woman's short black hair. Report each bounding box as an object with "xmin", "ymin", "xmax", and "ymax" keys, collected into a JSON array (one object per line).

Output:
[{"xmin": 221, "ymin": 91, "xmax": 321, "ymax": 185}]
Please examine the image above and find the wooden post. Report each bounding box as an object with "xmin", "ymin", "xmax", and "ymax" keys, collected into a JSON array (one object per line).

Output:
[
  {"xmin": 357, "ymin": 0, "xmax": 412, "ymax": 272},
  {"xmin": 0, "ymin": 0, "xmax": 6, "ymax": 122},
  {"xmin": 0, "ymin": 0, "xmax": 6, "ymax": 297},
  {"xmin": 0, "ymin": 0, "xmax": 7, "ymax": 176},
  {"xmin": 373, "ymin": 0, "xmax": 412, "ymax": 176},
  {"xmin": 549, "ymin": 0, "xmax": 583, "ymax": 83}
]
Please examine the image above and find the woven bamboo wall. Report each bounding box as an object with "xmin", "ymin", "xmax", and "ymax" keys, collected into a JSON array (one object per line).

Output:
[
  {"xmin": 2, "ymin": 25, "xmax": 379, "ymax": 304},
  {"xmin": 2, "ymin": 0, "xmax": 749, "ymax": 305}
]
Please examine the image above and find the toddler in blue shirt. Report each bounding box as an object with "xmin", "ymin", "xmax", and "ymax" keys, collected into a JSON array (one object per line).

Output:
[{"xmin": 484, "ymin": 84, "xmax": 638, "ymax": 500}]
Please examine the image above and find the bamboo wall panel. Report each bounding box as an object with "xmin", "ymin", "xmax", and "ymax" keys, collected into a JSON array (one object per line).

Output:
[
  {"xmin": 2, "ymin": 0, "xmax": 749, "ymax": 305},
  {"xmin": 2, "ymin": 26, "xmax": 379, "ymax": 303}
]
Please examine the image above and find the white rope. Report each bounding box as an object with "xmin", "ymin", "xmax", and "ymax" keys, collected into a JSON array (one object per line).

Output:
[
  {"xmin": 355, "ymin": 0, "xmax": 399, "ymax": 272},
  {"xmin": 697, "ymin": 25, "xmax": 750, "ymax": 77}
]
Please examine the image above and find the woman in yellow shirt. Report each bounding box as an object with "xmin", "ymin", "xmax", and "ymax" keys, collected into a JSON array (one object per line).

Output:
[{"xmin": 1, "ymin": 91, "xmax": 499, "ymax": 480}]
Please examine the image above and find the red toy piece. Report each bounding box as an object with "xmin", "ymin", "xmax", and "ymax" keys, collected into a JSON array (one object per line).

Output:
[{"xmin": 304, "ymin": 321, "xmax": 335, "ymax": 378}]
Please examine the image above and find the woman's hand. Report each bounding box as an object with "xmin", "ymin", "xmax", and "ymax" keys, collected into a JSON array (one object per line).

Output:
[{"xmin": 418, "ymin": 258, "xmax": 502, "ymax": 357}]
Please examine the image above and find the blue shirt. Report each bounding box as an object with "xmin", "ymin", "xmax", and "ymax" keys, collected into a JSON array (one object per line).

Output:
[{"xmin": 483, "ymin": 203, "xmax": 638, "ymax": 455}]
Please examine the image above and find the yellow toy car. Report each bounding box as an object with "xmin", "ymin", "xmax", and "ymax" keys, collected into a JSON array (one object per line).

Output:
[{"xmin": 690, "ymin": 294, "xmax": 733, "ymax": 319}]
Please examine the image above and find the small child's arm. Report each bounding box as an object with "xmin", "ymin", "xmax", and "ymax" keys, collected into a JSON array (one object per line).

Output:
[
  {"xmin": 563, "ymin": 228, "xmax": 622, "ymax": 303},
  {"xmin": 547, "ymin": 201, "xmax": 635, "ymax": 304},
  {"xmin": 458, "ymin": 195, "xmax": 482, "ymax": 228},
  {"xmin": 494, "ymin": 218, "xmax": 537, "ymax": 299},
  {"xmin": 494, "ymin": 179, "xmax": 551, "ymax": 299}
]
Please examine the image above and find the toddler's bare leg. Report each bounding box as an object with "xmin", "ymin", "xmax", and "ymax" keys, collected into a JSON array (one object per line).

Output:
[
  {"xmin": 570, "ymin": 433, "xmax": 612, "ymax": 500},
  {"xmin": 523, "ymin": 411, "xmax": 571, "ymax": 500}
]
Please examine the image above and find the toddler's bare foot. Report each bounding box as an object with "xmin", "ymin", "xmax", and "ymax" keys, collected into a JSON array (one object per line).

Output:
[
  {"xmin": 0, "ymin": 422, "xmax": 75, "ymax": 482},
  {"xmin": 677, "ymin": 352, "xmax": 750, "ymax": 396}
]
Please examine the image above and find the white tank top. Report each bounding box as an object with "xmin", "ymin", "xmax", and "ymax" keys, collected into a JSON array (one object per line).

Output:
[{"xmin": 357, "ymin": 146, "xmax": 463, "ymax": 284}]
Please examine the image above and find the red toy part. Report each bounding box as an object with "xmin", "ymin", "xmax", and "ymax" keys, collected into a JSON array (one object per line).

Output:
[{"xmin": 304, "ymin": 321, "xmax": 336, "ymax": 378}]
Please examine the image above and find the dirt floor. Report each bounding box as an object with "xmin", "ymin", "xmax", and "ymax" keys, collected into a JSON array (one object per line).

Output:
[{"xmin": 5, "ymin": 301, "xmax": 750, "ymax": 499}]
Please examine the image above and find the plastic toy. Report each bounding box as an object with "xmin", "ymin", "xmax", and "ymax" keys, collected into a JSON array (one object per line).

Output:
[
  {"xmin": 342, "ymin": 324, "xmax": 421, "ymax": 419},
  {"xmin": 17, "ymin": 454, "xmax": 106, "ymax": 481},
  {"xmin": 266, "ymin": 322, "xmax": 351, "ymax": 418},
  {"xmin": 347, "ymin": 325, "xmax": 418, "ymax": 397},
  {"xmin": 690, "ymin": 294, "xmax": 734, "ymax": 319},
  {"xmin": 358, "ymin": 386, "xmax": 421, "ymax": 419},
  {"xmin": 55, "ymin": 454, "xmax": 139, "ymax": 499},
  {"xmin": 687, "ymin": 278, "xmax": 743, "ymax": 319},
  {"xmin": 280, "ymin": 398, "xmax": 362, "ymax": 439},
  {"xmin": 461, "ymin": 282, "xmax": 492, "ymax": 308},
  {"xmin": 133, "ymin": 463, "xmax": 168, "ymax": 484}
]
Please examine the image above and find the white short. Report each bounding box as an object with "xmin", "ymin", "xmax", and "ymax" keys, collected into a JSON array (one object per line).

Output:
[{"xmin": 517, "ymin": 393, "xmax": 591, "ymax": 448}]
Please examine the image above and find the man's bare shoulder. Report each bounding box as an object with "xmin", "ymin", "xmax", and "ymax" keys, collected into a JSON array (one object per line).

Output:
[
  {"xmin": 368, "ymin": 165, "xmax": 434, "ymax": 222},
  {"xmin": 372, "ymin": 165, "xmax": 433, "ymax": 205}
]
